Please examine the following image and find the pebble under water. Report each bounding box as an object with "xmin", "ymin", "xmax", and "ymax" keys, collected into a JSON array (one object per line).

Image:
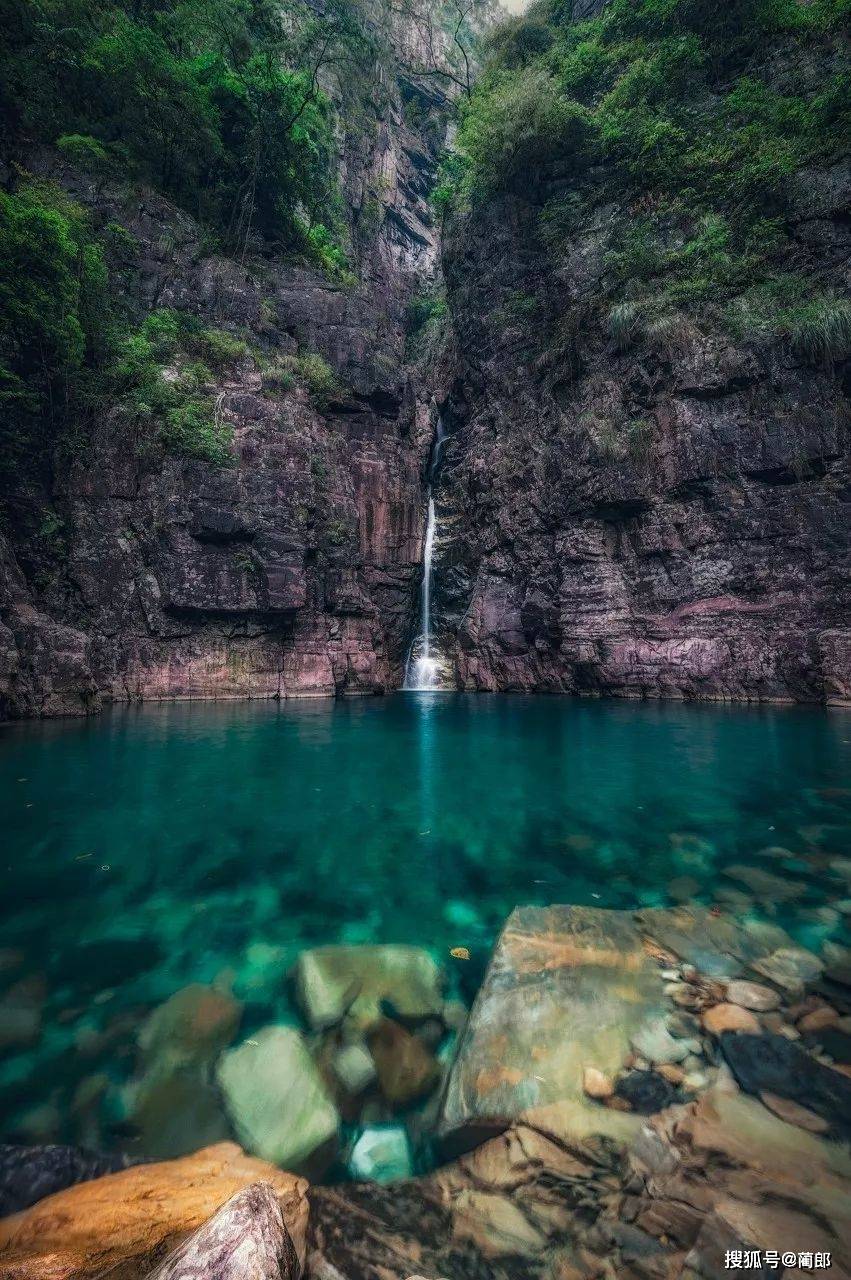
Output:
[{"xmin": 1, "ymin": 693, "xmax": 850, "ymax": 1162}]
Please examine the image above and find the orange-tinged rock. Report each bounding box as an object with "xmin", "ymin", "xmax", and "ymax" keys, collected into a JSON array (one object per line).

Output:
[
  {"xmin": 367, "ymin": 1018, "xmax": 440, "ymax": 1108},
  {"xmin": 582, "ymin": 1067, "xmax": 614, "ymax": 1099},
  {"xmin": 798, "ymin": 1006, "xmax": 839, "ymax": 1035},
  {"xmin": 0, "ymin": 1142, "xmax": 308, "ymax": 1280},
  {"xmin": 702, "ymin": 1003, "xmax": 761, "ymax": 1036}
]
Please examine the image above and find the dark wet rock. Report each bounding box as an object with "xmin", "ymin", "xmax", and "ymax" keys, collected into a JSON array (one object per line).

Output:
[
  {"xmin": 615, "ymin": 1072, "xmax": 681, "ymax": 1115},
  {"xmin": 147, "ymin": 1181, "xmax": 299, "ymax": 1280},
  {"xmin": 0, "ymin": 1143, "xmax": 134, "ymax": 1216},
  {"xmin": 0, "ymin": 979, "xmax": 45, "ymax": 1051},
  {"xmin": 666, "ymin": 1010, "xmax": 700, "ymax": 1039},
  {"xmin": 720, "ymin": 1030, "xmax": 851, "ymax": 1139},
  {"xmin": 802, "ymin": 1026, "xmax": 851, "ymax": 1063}
]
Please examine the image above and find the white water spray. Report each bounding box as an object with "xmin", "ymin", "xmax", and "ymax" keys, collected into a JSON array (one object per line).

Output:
[{"xmin": 404, "ymin": 419, "xmax": 447, "ymax": 691}]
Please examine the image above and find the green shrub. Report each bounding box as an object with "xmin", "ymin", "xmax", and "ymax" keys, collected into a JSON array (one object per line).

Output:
[
  {"xmin": 452, "ymin": 0, "xmax": 849, "ymax": 318},
  {"xmin": 268, "ymin": 351, "xmax": 339, "ymax": 398},
  {"xmin": 192, "ymin": 327, "xmax": 249, "ymax": 371},
  {"xmin": 486, "ymin": 15, "xmax": 554, "ymax": 68},
  {"xmin": 0, "ymin": 181, "xmax": 108, "ymax": 479},
  {"xmin": 296, "ymin": 352, "xmax": 339, "ymax": 397},
  {"xmin": 0, "ymin": 0, "xmax": 359, "ymax": 259},
  {"xmin": 162, "ymin": 401, "xmax": 232, "ymax": 465},
  {"xmin": 263, "ymin": 360, "xmax": 296, "ymax": 391},
  {"xmin": 56, "ymin": 133, "xmax": 112, "ymax": 171},
  {"xmin": 99, "ymin": 309, "xmax": 245, "ymax": 464},
  {"xmin": 459, "ymin": 67, "xmax": 595, "ymax": 194}
]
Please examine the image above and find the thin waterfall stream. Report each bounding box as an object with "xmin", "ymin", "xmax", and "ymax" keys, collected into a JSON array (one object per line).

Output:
[{"xmin": 403, "ymin": 418, "xmax": 447, "ymax": 691}]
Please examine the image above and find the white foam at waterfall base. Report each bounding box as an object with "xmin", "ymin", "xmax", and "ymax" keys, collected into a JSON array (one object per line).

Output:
[{"xmin": 404, "ymin": 420, "xmax": 449, "ymax": 691}]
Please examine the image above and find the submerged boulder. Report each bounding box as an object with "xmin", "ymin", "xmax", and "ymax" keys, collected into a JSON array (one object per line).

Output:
[
  {"xmin": 635, "ymin": 905, "xmax": 796, "ymax": 980},
  {"xmin": 367, "ymin": 1019, "xmax": 440, "ymax": 1108},
  {"xmin": 436, "ymin": 905, "xmax": 666, "ymax": 1156},
  {"xmin": 294, "ymin": 945, "xmax": 444, "ymax": 1032},
  {"xmin": 125, "ymin": 984, "xmax": 242, "ymax": 1160},
  {"xmin": 0, "ymin": 1142, "xmax": 308, "ymax": 1280},
  {"xmin": 720, "ymin": 1030, "xmax": 851, "ymax": 1139},
  {"xmin": 348, "ymin": 1126, "xmax": 413, "ymax": 1182},
  {"xmin": 137, "ymin": 984, "xmax": 242, "ymax": 1070},
  {"xmin": 216, "ymin": 1026, "xmax": 340, "ymax": 1176}
]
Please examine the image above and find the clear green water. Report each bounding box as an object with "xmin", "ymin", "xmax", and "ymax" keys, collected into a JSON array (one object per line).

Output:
[{"xmin": 1, "ymin": 694, "xmax": 850, "ymax": 1144}]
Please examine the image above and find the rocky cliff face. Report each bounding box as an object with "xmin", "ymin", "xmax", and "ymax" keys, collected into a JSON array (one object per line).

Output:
[
  {"xmin": 429, "ymin": 158, "xmax": 850, "ymax": 703},
  {"xmin": 0, "ymin": 0, "xmax": 463, "ymax": 717},
  {"xmin": 1, "ymin": 1, "xmax": 848, "ymax": 718}
]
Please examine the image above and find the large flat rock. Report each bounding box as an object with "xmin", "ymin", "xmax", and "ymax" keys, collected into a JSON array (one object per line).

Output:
[
  {"xmin": 436, "ymin": 905, "xmax": 665, "ymax": 1155},
  {"xmin": 635, "ymin": 905, "xmax": 821, "ymax": 989},
  {"xmin": 0, "ymin": 1142, "xmax": 308, "ymax": 1280},
  {"xmin": 216, "ymin": 1027, "xmax": 339, "ymax": 1176},
  {"xmin": 294, "ymin": 944, "xmax": 444, "ymax": 1032}
]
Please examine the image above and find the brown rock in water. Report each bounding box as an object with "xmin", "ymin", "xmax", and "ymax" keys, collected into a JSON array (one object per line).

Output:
[
  {"xmin": 582, "ymin": 1067, "xmax": 614, "ymax": 1099},
  {"xmin": 124, "ymin": 984, "xmax": 242, "ymax": 1160},
  {"xmin": 436, "ymin": 906, "xmax": 664, "ymax": 1156},
  {"xmin": 657, "ymin": 1064, "xmax": 685, "ymax": 1085},
  {"xmin": 759, "ymin": 1090, "xmax": 830, "ymax": 1134},
  {"xmin": 724, "ymin": 980, "xmax": 781, "ymax": 1012},
  {"xmin": 0, "ymin": 1142, "xmax": 308, "ymax": 1280},
  {"xmin": 798, "ymin": 1005, "xmax": 840, "ymax": 1034},
  {"xmin": 148, "ymin": 1182, "xmax": 299, "ymax": 1280},
  {"xmin": 0, "ymin": 977, "xmax": 45, "ymax": 1051},
  {"xmin": 367, "ymin": 1018, "xmax": 440, "ymax": 1108},
  {"xmin": 138, "ymin": 984, "xmax": 242, "ymax": 1068},
  {"xmin": 701, "ymin": 1003, "xmax": 761, "ymax": 1036}
]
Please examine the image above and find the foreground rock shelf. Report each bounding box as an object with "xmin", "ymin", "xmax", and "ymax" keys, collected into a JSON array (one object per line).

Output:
[{"xmin": 2, "ymin": 904, "xmax": 851, "ymax": 1279}]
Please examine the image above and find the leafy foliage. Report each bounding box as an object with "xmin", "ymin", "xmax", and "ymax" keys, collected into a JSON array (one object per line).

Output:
[
  {"xmin": 97, "ymin": 309, "xmax": 249, "ymax": 464},
  {"xmin": 0, "ymin": 182, "xmax": 108, "ymax": 480},
  {"xmin": 0, "ymin": 0, "xmax": 363, "ymax": 259},
  {"xmin": 447, "ymin": 0, "xmax": 850, "ymax": 346}
]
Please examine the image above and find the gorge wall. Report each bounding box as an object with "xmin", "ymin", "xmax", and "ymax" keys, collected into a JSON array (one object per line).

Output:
[
  {"xmin": 423, "ymin": 9, "xmax": 851, "ymax": 705},
  {"xmin": 1, "ymin": 0, "xmax": 849, "ymax": 717},
  {"xmin": 0, "ymin": 0, "xmax": 461, "ymax": 716},
  {"xmin": 428, "ymin": 167, "xmax": 851, "ymax": 703}
]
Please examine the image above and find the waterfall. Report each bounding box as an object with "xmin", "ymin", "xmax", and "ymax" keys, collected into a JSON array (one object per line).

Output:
[{"xmin": 403, "ymin": 419, "xmax": 447, "ymax": 691}]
